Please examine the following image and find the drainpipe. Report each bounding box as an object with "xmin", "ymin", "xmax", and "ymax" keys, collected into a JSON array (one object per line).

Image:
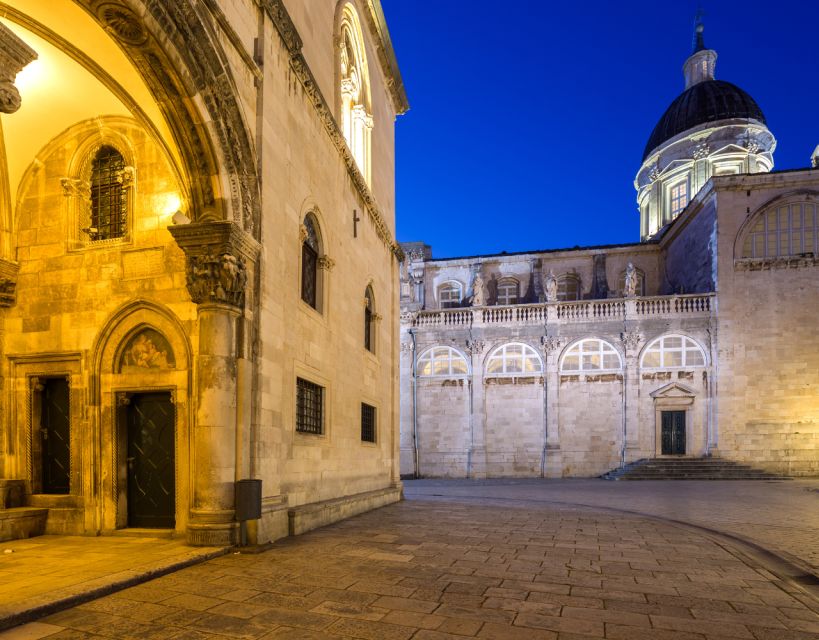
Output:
[{"xmin": 408, "ymin": 327, "xmax": 419, "ymax": 478}]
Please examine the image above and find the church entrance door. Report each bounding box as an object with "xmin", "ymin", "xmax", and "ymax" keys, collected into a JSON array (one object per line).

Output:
[
  {"xmin": 661, "ymin": 410, "xmax": 686, "ymax": 455},
  {"xmin": 126, "ymin": 392, "xmax": 175, "ymax": 528}
]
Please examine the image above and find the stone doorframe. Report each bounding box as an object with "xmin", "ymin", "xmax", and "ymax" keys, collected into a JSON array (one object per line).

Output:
[
  {"xmin": 650, "ymin": 382, "xmax": 696, "ymax": 457},
  {"xmin": 92, "ymin": 301, "xmax": 192, "ymax": 536}
]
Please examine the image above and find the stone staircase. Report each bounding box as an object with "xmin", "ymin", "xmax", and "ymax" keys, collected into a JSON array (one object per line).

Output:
[
  {"xmin": 0, "ymin": 480, "xmax": 47, "ymax": 542},
  {"xmin": 602, "ymin": 457, "xmax": 791, "ymax": 481}
]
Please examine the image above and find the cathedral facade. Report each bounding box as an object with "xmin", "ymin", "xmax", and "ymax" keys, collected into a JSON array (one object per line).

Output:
[
  {"xmin": 0, "ymin": 0, "xmax": 407, "ymax": 544},
  {"xmin": 399, "ymin": 27, "xmax": 819, "ymax": 479}
]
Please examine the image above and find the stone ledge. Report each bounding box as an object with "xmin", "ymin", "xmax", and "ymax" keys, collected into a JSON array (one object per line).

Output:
[
  {"xmin": 288, "ymin": 486, "xmax": 401, "ymax": 536},
  {"xmin": 0, "ymin": 507, "xmax": 48, "ymax": 543}
]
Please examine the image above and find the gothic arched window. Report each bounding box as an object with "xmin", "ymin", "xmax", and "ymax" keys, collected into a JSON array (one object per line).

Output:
[
  {"xmin": 560, "ymin": 339, "xmax": 622, "ymax": 372},
  {"xmin": 338, "ymin": 3, "xmax": 373, "ymax": 182},
  {"xmin": 89, "ymin": 145, "xmax": 127, "ymax": 240}
]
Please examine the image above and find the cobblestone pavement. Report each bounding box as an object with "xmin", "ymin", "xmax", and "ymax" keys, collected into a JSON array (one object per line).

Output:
[
  {"xmin": 404, "ymin": 479, "xmax": 819, "ymax": 577},
  {"xmin": 4, "ymin": 493, "xmax": 819, "ymax": 640}
]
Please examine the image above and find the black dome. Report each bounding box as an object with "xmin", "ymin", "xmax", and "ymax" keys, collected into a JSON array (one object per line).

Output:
[{"xmin": 643, "ymin": 80, "xmax": 766, "ymax": 160}]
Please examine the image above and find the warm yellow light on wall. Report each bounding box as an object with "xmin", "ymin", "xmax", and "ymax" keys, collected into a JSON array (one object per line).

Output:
[
  {"xmin": 159, "ymin": 192, "xmax": 182, "ymax": 217},
  {"xmin": 14, "ymin": 55, "xmax": 46, "ymax": 94}
]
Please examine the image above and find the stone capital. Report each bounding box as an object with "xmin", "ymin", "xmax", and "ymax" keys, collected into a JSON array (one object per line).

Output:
[
  {"xmin": 169, "ymin": 220, "xmax": 260, "ymax": 310},
  {"xmin": 0, "ymin": 259, "xmax": 20, "ymax": 308},
  {"xmin": 0, "ymin": 22, "xmax": 37, "ymax": 114}
]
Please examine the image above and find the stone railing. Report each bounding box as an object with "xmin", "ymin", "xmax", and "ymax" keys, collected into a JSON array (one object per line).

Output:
[{"xmin": 408, "ymin": 294, "xmax": 714, "ymax": 328}]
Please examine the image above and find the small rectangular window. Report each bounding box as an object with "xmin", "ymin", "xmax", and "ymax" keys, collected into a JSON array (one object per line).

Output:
[
  {"xmin": 361, "ymin": 403, "xmax": 376, "ymax": 443},
  {"xmin": 296, "ymin": 377, "xmax": 323, "ymax": 435}
]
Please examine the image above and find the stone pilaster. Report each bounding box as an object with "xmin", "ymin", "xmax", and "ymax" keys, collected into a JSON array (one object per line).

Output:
[
  {"xmin": 621, "ymin": 330, "xmax": 643, "ymax": 461},
  {"xmin": 466, "ymin": 339, "xmax": 487, "ymax": 479},
  {"xmin": 0, "ymin": 22, "xmax": 37, "ymax": 114},
  {"xmin": 541, "ymin": 335, "xmax": 563, "ymax": 477},
  {"xmin": 169, "ymin": 221, "xmax": 260, "ymax": 546}
]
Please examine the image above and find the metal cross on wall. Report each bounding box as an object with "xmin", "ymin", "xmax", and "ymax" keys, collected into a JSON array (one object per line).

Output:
[{"xmin": 353, "ymin": 209, "xmax": 360, "ymax": 238}]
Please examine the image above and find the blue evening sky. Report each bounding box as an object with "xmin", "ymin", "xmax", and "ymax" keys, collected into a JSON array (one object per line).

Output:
[{"xmin": 381, "ymin": 1, "xmax": 819, "ymax": 259}]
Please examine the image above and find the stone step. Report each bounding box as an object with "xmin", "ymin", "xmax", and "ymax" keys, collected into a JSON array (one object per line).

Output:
[
  {"xmin": 0, "ymin": 507, "xmax": 48, "ymax": 543},
  {"xmin": 602, "ymin": 457, "xmax": 790, "ymax": 481}
]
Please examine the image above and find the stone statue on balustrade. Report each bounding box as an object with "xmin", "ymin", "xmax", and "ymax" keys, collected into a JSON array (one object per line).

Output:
[
  {"xmin": 470, "ymin": 273, "xmax": 485, "ymax": 307},
  {"xmin": 624, "ymin": 262, "xmax": 637, "ymax": 297},
  {"xmin": 544, "ymin": 269, "xmax": 557, "ymax": 303}
]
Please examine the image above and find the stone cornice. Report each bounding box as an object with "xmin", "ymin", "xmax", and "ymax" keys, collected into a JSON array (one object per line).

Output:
[
  {"xmin": 0, "ymin": 20, "xmax": 37, "ymax": 113},
  {"xmin": 362, "ymin": 0, "xmax": 409, "ymax": 114},
  {"xmin": 734, "ymin": 255, "xmax": 819, "ymax": 271},
  {"xmin": 259, "ymin": 0, "xmax": 403, "ymax": 261}
]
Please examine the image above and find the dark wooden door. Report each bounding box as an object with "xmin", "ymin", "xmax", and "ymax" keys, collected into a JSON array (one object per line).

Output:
[
  {"xmin": 127, "ymin": 392, "xmax": 175, "ymax": 528},
  {"xmin": 42, "ymin": 378, "xmax": 71, "ymax": 494},
  {"xmin": 661, "ymin": 410, "xmax": 686, "ymax": 455}
]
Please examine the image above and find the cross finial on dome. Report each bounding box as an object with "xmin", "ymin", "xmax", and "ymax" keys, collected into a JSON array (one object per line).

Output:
[{"xmin": 692, "ymin": 7, "xmax": 706, "ymax": 53}]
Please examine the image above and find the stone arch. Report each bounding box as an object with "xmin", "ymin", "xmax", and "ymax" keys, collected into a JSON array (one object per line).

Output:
[{"xmin": 90, "ymin": 299, "xmax": 192, "ymax": 533}]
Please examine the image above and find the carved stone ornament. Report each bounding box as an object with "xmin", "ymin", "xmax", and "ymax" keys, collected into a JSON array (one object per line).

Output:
[
  {"xmin": 693, "ymin": 142, "xmax": 710, "ymax": 160},
  {"xmin": 624, "ymin": 262, "xmax": 637, "ymax": 297},
  {"xmin": 299, "ymin": 224, "xmax": 308, "ymax": 243},
  {"xmin": 60, "ymin": 178, "xmax": 91, "ymax": 199},
  {"xmin": 169, "ymin": 220, "xmax": 259, "ymax": 310},
  {"xmin": 620, "ymin": 330, "xmax": 643, "ymax": 352},
  {"xmin": 0, "ymin": 259, "xmax": 20, "ymax": 308},
  {"xmin": 465, "ymin": 339, "xmax": 485, "ymax": 356},
  {"xmin": 399, "ymin": 310, "xmax": 416, "ymax": 324},
  {"xmin": 544, "ymin": 270, "xmax": 558, "ymax": 303},
  {"xmin": 97, "ymin": 3, "xmax": 149, "ymax": 46},
  {"xmin": 541, "ymin": 335, "xmax": 564, "ymax": 354},
  {"xmin": 400, "ymin": 341, "xmax": 414, "ymax": 354},
  {"xmin": 648, "ymin": 163, "xmax": 661, "ymax": 182},
  {"xmin": 0, "ymin": 21, "xmax": 37, "ymax": 114},
  {"xmin": 317, "ymin": 255, "xmax": 336, "ymax": 271}
]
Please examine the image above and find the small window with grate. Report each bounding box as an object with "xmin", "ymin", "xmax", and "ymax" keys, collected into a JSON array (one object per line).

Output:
[
  {"xmin": 296, "ymin": 377, "xmax": 323, "ymax": 435},
  {"xmin": 361, "ymin": 403, "xmax": 376, "ymax": 443},
  {"xmin": 90, "ymin": 146, "xmax": 127, "ymax": 241}
]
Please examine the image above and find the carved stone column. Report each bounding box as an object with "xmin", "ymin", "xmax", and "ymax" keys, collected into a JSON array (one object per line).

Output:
[
  {"xmin": 169, "ymin": 221, "xmax": 259, "ymax": 546},
  {"xmin": 0, "ymin": 22, "xmax": 37, "ymax": 114}
]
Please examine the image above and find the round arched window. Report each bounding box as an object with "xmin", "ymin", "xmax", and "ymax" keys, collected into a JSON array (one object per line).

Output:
[
  {"xmin": 417, "ymin": 346, "xmax": 469, "ymax": 377},
  {"xmin": 485, "ymin": 343, "xmax": 542, "ymax": 375},
  {"xmin": 561, "ymin": 339, "xmax": 621, "ymax": 372},
  {"xmin": 641, "ymin": 335, "xmax": 705, "ymax": 369}
]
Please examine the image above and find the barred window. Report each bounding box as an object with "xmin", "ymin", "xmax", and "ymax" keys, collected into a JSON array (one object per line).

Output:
[
  {"xmin": 485, "ymin": 342, "xmax": 542, "ymax": 375},
  {"xmin": 741, "ymin": 201, "xmax": 819, "ymax": 258},
  {"xmin": 561, "ymin": 339, "xmax": 621, "ymax": 372},
  {"xmin": 641, "ymin": 335, "xmax": 705, "ymax": 369},
  {"xmin": 301, "ymin": 216, "xmax": 319, "ymax": 308},
  {"xmin": 296, "ymin": 377, "xmax": 323, "ymax": 435},
  {"xmin": 361, "ymin": 403, "xmax": 376, "ymax": 443},
  {"xmin": 496, "ymin": 278, "xmax": 519, "ymax": 305},
  {"xmin": 90, "ymin": 146, "xmax": 127, "ymax": 240}
]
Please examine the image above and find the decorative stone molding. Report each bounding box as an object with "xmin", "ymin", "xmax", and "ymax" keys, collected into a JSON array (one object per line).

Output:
[
  {"xmin": 465, "ymin": 339, "xmax": 485, "ymax": 356},
  {"xmin": 692, "ymin": 142, "xmax": 710, "ymax": 159},
  {"xmin": 734, "ymin": 255, "xmax": 819, "ymax": 271},
  {"xmin": 371, "ymin": 312, "xmax": 383, "ymax": 323},
  {"xmin": 0, "ymin": 259, "xmax": 20, "ymax": 307},
  {"xmin": 399, "ymin": 341, "xmax": 414, "ymax": 354},
  {"xmin": 541, "ymin": 335, "xmax": 565, "ymax": 354},
  {"xmin": 648, "ymin": 163, "xmax": 661, "ymax": 182},
  {"xmin": 299, "ymin": 224, "xmax": 309, "ymax": 243},
  {"xmin": 317, "ymin": 255, "xmax": 336, "ymax": 272},
  {"xmin": 258, "ymin": 0, "xmax": 402, "ymax": 260},
  {"xmin": 169, "ymin": 221, "xmax": 260, "ymax": 310},
  {"xmin": 620, "ymin": 330, "xmax": 643, "ymax": 353},
  {"xmin": 0, "ymin": 21, "xmax": 37, "ymax": 114},
  {"xmin": 399, "ymin": 310, "xmax": 416, "ymax": 324},
  {"xmin": 60, "ymin": 178, "xmax": 91, "ymax": 199}
]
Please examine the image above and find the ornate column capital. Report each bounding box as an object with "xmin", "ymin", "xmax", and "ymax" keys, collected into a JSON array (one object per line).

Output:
[
  {"xmin": 317, "ymin": 255, "xmax": 336, "ymax": 271},
  {"xmin": 169, "ymin": 220, "xmax": 260, "ymax": 310},
  {"xmin": 0, "ymin": 22, "xmax": 37, "ymax": 114},
  {"xmin": 0, "ymin": 259, "xmax": 20, "ymax": 308},
  {"xmin": 620, "ymin": 330, "xmax": 643, "ymax": 354},
  {"xmin": 465, "ymin": 339, "xmax": 486, "ymax": 356},
  {"xmin": 541, "ymin": 335, "xmax": 565, "ymax": 355}
]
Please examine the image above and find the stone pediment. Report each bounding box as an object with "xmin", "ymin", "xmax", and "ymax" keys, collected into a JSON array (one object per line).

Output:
[{"xmin": 650, "ymin": 382, "xmax": 696, "ymax": 399}]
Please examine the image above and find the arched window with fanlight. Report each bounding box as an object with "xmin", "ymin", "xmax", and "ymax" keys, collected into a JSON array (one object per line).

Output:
[
  {"xmin": 640, "ymin": 335, "xmax": 706, "ymax": 370},
  {"xmin": 438, "ymin": 281, "xmax": 463, "ymax": 309},
  {"xmin": 88, "ymin": 145, "xmax": 130, "ymax": 241},
  {"xmin": 557, "ymin": 274, "xmax": 581, "ymax": 301},
  {"xmin": 337, "ymin": 3, "xmax": 373, "ymax": 183},
  {"xmin": 560, "ymin": 338, "xmax": 622, "ymax": 372},
  {"xmin": 496, "ymin": 277, "xmax": 519, "ymax": 306},
  {"xmin": 485, "ymin": 342, "xmax": 542, "ymax": 376},
  {"xmin": 301, "ymin": 214, "xmax": 324, "ymax": 311},
  {"xmin": 417, "ymin": 346, "xmax": 469, "ymax": 377}
]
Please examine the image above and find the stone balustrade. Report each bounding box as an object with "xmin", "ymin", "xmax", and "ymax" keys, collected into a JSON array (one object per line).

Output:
[{"xmin": 408, "ymin": 293, "xmax": 714, "ymax": 328}]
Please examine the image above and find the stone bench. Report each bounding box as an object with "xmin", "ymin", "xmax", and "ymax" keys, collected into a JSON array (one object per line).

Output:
[
  {"xmin": 288, "ymin": 486, "xmax": 401, "ymax": 536},
  {"xmin": 0, "ymin": 480, "xmax": 25, "ymax": 509}
]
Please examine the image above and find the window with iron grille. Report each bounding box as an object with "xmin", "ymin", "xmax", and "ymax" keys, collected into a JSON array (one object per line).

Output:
[
  {"xmin": 90, "ymin": 146, "xmax": 127, "ymax": 240},
  {"xmin": 296, "ymin": 377, "xmax": 323, "ymax": 435},
  {"xmin": 361, "ymin": 403, "xmax": 376, "ymax": 443}
]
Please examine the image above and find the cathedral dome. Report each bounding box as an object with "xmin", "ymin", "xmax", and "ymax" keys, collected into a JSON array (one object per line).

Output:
[{"xmin": 643, "ymin": 79, "xmax": 766, "ymax": 160}]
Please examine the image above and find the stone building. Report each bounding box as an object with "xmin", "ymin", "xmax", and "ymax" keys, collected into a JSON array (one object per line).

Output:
[
  {"xmin": 399, "ymin": 25, "xmax": 819, "ymax": 479},
  {"xmin": 0, "ymin": 0, "xmax": 407, "ymax": 544}
]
